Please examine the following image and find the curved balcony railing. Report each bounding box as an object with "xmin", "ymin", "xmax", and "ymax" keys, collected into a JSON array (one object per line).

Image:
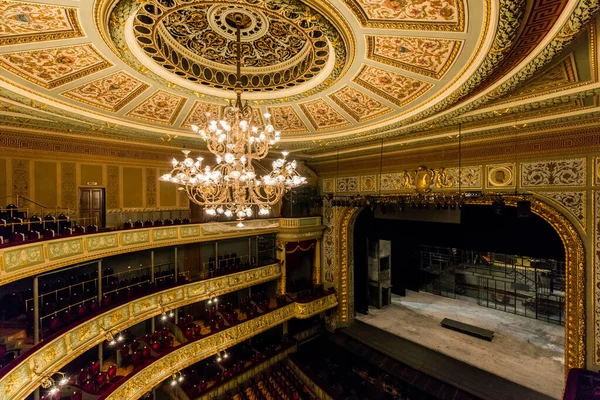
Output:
[
  {"xmin": 100, "ymin": 293, "xmax": 338, "ymax": 400},
  {"xmin": 0, "ymin": 217, "xmax": 322, "ymax": 287},
  {"xmin": 0, "ymin": 263, "xmax": 282, "ymax": 400}
]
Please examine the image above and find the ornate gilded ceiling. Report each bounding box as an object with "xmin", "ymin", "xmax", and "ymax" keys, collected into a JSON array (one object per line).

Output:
[{"xmin": 0, "ymin": 0, "xmax": 598, "ymax": 163}]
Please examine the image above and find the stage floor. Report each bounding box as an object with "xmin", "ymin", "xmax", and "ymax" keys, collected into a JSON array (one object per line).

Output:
[{"xmin": 356, "ymin": 291, "xmax": 564, "ymax": 399}]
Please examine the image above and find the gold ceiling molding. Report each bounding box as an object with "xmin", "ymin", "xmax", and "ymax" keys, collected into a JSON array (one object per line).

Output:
[
  {"xmin": 353, "ymin": 64, "xmax": 432, "ymax": 108},
  {"xmin": 487, "ymin": 53, "xmax": 581, "ymax": 106},
  {"xmin": 104, "ymin": 294, "xmax": 338, "ymax": 400},
  {"xmin": 0, "ymin": 44, "xmax": 112, "ymax": 89},
  {"xmin": 181, "ymin": 100, "xmax": 222, "ymax": 129},
  {"xmin": 329, "ymin": 85, "xmax": 392, "ymax": 122},
  {"xmin": 125, "ymin": 89, "xmax": 187, "ymax": 125},
  {"xmin": 266, "ymin": 105, "xmax": 309, "ymax": 134},
  {"xmin": 61, "ymin": 71, "xmax": 150, "ymax": 112},
  {"xmin": 333, "ymin": 195, "xmax": 585, "ymax": 372},
  {"xmin": 284, "ymin": 0, "xmax": 490, "ymax": 146},
  {"xmin": 366, "ymin": 35, "xmax": 463, "ymax": 79},
  {"xmin": 342, "ymin": 0, "xmax": 465, "ymax": 31},
  {"xmin": 0, "ymin": 0, "xmax": 487, "ymax": 151},
  {"xmin": 0, "ymin": 128, "xmax": 192, "ymax": 165},
  {"xmin": 308, "ymin": 128, "xmax": 600, "ymax": 177},
  {"xmin": 299, "ymin": 98, "xmax": 351, "ymax": 131},
  {"xmin": 0, "ymin": 0, "xmax": 84, "ymax": 46},
  {"xmin": 0, "ymin": 263, "xmax": 283, "ymax": 400}
]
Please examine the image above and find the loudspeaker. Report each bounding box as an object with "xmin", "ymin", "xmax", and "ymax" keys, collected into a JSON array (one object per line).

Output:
[{"xmin": 517, "ymin": 199, "xmax": 531, "ymax": 218}]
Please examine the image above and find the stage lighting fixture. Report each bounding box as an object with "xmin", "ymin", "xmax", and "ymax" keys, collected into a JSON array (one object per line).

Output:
[
  {"xmin": 397, "ymin": 200, "xmax": 403, "ymax": 212},
  {"xmin": 492, "ymin": 198, "xmax": 505, "ymax": 215},
  {"xmin": 517, "ymin": 198, "xmax": 531, "ymax": 218}
]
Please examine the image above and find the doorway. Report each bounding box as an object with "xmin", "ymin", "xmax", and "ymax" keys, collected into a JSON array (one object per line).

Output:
[{"xmin": 79, "ymin": 188, "xmax": 105, "ymax": 228}]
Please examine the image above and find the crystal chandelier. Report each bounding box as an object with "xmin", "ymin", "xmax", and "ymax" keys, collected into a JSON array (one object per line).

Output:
[{"xmin": 160, "ymin": 13, "xmax": 306, "ymax": 227}]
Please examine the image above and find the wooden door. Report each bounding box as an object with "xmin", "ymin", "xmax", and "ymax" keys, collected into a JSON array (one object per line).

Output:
[{"xmin": 79, "ymin": 188, "xmax": 105, "ymax": 227}]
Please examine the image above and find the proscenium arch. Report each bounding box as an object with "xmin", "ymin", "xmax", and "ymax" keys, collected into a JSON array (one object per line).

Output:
[{"xmin": 336, "ymin": 195, "xmax": 585, "ymax": 373}]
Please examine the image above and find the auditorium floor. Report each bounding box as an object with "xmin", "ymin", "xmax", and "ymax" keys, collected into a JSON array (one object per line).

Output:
[{"xmin": 355, "ymin": 291, "xmax": 564, "ymax": 399}]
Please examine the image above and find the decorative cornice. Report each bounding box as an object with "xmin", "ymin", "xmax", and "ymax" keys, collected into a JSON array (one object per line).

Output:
[
  {"xmin": 0, "ymin": 263, "xmax": 283, "ymax": 400},
  {"xmin": 277, "ymin": 217, "xmax": 325, "ymax": 240},
  {"xmin": 102, "ymin": 294, "xmax": 338, "ymax": 400}
]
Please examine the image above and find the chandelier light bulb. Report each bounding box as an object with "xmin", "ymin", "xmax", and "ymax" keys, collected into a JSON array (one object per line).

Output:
[
  {"xmin": 224, "ymin": 210, "xmax": 233, "ymax": 217},
  {"xmin": 191, "ymin": 124, "xmax": 199, "ymax": 132},
  {"xmin": 49, "ymin": 387, "xmax": 59, "ymax": 395},
  {"xmin": 59, "ymin": 378, "xmax": 68, "ymax": 386},
  {"xmin": 263, "ymin": 113, "xmax": 271, "ymax": 119},
  {"xmin": 237, "ymin": 222, "xmax": 245, "ymax": 228}
]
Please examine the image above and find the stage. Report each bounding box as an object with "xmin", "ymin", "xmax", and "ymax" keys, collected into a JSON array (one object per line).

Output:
[{"xmin": 355, "ymin": 291, "xmax": 564, "ymax": 399}]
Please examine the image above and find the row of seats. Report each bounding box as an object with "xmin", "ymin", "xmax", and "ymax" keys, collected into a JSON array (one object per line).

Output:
[
  {"xmin": 182, "ymin": 336, "xmax": 297, "ymax": 399},
  {"xmin": 123, "ymin": 218, "xmax": 190, "ymax": 228},
  {"xmin": 69, "ymin": 360, "xmax": 119, "ymax": 396},
  {"xmin": 231, "ymin": 364, "xmax": 309, "ymax": 400},
  {"xmin": 41, "ymin": 391, "xmax": 82, "ymax": 400}
]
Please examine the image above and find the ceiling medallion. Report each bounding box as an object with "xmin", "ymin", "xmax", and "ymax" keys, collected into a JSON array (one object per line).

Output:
[
  {"xmin": 132, "ymin": 0, "xmax": 340, "ymax": 93},
  {"xmin": 160, "ymin": 15, "xmax": 306, "ymax": 227}
]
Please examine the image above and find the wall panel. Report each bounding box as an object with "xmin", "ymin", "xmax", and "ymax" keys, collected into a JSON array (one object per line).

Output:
[
  {"xmin": 122, "ymin": 167, "xmax": 143, "ymax": 208},
  {"xmin": 34, "ymin": 161, "xmax": 57, "ymax": 208}
]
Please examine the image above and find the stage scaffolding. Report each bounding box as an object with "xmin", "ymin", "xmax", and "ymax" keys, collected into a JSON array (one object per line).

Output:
[{"xmin": 419, "ymin": 246, "xmax": 565, "ymax": 326}]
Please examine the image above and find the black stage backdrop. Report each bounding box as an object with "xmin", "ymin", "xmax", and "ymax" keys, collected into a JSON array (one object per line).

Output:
[{"xmin": 352, "ymin": 204, "xmax": 565, "ymax": 314}]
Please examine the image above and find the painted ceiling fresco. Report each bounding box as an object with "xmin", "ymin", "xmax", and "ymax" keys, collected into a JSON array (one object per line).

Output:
[{"xmin": 0, "ymin": 0, "xmax": 597, "ymax": 160}]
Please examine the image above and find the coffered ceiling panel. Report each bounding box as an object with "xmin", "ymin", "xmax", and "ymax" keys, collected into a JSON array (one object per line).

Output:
[
  {"xmin": 62, "ymin": 71, "xmax": 149, "ymax": 112},
  {"xmin": 0, "ymin": 0, "xmax": 83, "ymax": 45},
  {"xmin": 353, "ymin": 65, "xmax": 432, "ymax": 107},
  {"xmin": 329, "ymin": 85, "xmax": 392, "ymax": 122},
  {"xmin": 125, "ymin": 89, "xmax": 187, "ymax": 125},
  {"xmin": 366, "ymin": 36, "xmax": 462, "ymax": 79},
  {"xmin": 299, "ymin": 98, "xmax": 351, "ymax": 130},
  {"xmin": 0, "ymin": 44, "xmax": 111, "ymax": 89}
]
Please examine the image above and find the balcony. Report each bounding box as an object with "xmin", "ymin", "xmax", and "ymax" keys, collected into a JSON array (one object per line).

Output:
[
  {"xmin": 0, "ymin": 217, "xmax": 322, "ymax": 287},
  {"xmin": 99, "ymin": 292, "xmax": 337, "ymax": 400}
]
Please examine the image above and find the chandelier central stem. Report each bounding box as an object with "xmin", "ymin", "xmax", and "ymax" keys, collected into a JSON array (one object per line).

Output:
[{"xmin": 234, "ymin": 17, "xmax": 243, "ymax": 109}]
